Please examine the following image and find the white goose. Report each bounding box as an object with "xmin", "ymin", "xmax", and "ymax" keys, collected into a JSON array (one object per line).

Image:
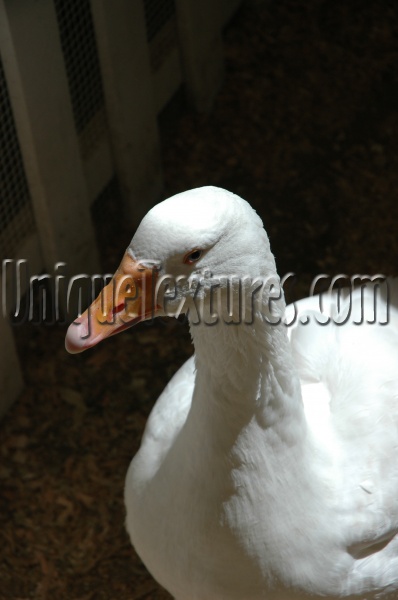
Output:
[{"xmin": 66, "ymin": 186, "xmax": 398, "ymax": 600}]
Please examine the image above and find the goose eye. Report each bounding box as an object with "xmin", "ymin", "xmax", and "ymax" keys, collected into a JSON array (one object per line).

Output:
[{"xmin": 183, "ymin": 249, "xmax": 203, "ymax": 265}]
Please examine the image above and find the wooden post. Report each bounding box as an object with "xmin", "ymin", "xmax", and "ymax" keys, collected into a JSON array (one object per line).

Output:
[
  {"xmin": 0, "ymin": 0, "xmax": 101, "ymax": 414},
  {"xmin": 175, "ymin": 0, "xmax": 225, "ymax": 112},
  {"xmin": 0, "ymin": 0, "xmax": 99, "ymax": 276},
  {"xmin": 91, "ymin": 0, "xmax": 163, "ymax": 226}
]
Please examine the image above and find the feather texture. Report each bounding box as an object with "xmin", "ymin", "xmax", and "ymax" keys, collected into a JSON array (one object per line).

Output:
[{"xmin": 72, "ymin": 187, "xmax": 398, "ymax": 599}]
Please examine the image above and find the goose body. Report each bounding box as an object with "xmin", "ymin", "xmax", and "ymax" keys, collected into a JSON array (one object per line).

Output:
[{"xmin": 66, "ymin": 187, "xmax": 398, "ymax": 599}]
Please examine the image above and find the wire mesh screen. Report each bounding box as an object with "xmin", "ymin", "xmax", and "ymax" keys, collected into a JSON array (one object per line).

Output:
[
  {"xmin": 144, "ymin": 0, "xmax": 178, "ymax": 71},
  {"xmin": 144, "ymin": 0, "xmax": 176, "ymax": 41},
  {"xmin": 91, "ymin": 177, "xmax": 124, "ymax": 268},
  {"xmin": 0, "ymin": 59, "xmax": 35, "ymax": 260},
  {"xmin": 53, "ymin": 0, "xmax": 106, "ymax": 158}
]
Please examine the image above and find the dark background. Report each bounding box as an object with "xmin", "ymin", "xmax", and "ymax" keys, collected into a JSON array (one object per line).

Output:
[{"xmin": 2, "ymin": 1, "xmax": 398, "ymax": 598}]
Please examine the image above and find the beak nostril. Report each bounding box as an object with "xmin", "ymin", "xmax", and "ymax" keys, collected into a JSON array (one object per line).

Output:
[{"xmin": 65, "ymin": 254, "xmax": 159, "ymax": 353}]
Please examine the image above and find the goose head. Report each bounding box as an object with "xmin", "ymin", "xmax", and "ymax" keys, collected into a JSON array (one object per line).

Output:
[{"xmin": 65, "ymin": 186, "xmax": 278, "ymax": 354}]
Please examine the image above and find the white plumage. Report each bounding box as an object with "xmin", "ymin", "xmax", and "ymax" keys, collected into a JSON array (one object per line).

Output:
[{"xmin": 66, "ymin": 186, "xmax": 398, "ymax": 599}]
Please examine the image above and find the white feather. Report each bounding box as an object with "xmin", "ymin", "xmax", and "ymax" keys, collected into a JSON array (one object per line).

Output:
[{"xmin": 120, "ymin": 187, "xmax": 398, "ymax": 599}]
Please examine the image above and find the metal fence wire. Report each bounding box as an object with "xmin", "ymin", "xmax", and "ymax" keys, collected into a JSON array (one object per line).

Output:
[
  {"xmin": 53, "ymin": 0, "xmax": 107, "ymax": 158},
  {"xmin": 0, "ymin": 58, "xmax": 35, "ymax": 260},
  {"xmin": 144, "ymin": 0, "xmax": 178, "ymax": 71},
  {"xmin": 143, "ymin": 0, "xmax": 176, "ymax": 41}
]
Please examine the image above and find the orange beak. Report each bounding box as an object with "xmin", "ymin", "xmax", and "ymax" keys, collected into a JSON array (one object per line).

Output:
[{"xmin": 65, "ymin": 253, "xmax": 159, "ymax": 354}]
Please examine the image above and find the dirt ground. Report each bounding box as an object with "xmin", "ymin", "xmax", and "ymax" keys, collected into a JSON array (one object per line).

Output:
[{"xmin": 2, "ymin": 1, "xmax": 398, "ymax": 598}]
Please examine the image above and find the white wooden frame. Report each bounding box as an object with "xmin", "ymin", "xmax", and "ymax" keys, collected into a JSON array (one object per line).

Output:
[
  {"xmin": 0, "ymin": 0, "xmax": 99, "ymax": 274},
  {"xmin": 90, "ymin": 0, "xmax": 163, "ymax": 224},
  {"xmin": 0, "ymin": 0, "xmax": 242, "ymax": 417},
  {"xmin": 0, "ymin": 0, "xmax": 100, "ymax": 416}
]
